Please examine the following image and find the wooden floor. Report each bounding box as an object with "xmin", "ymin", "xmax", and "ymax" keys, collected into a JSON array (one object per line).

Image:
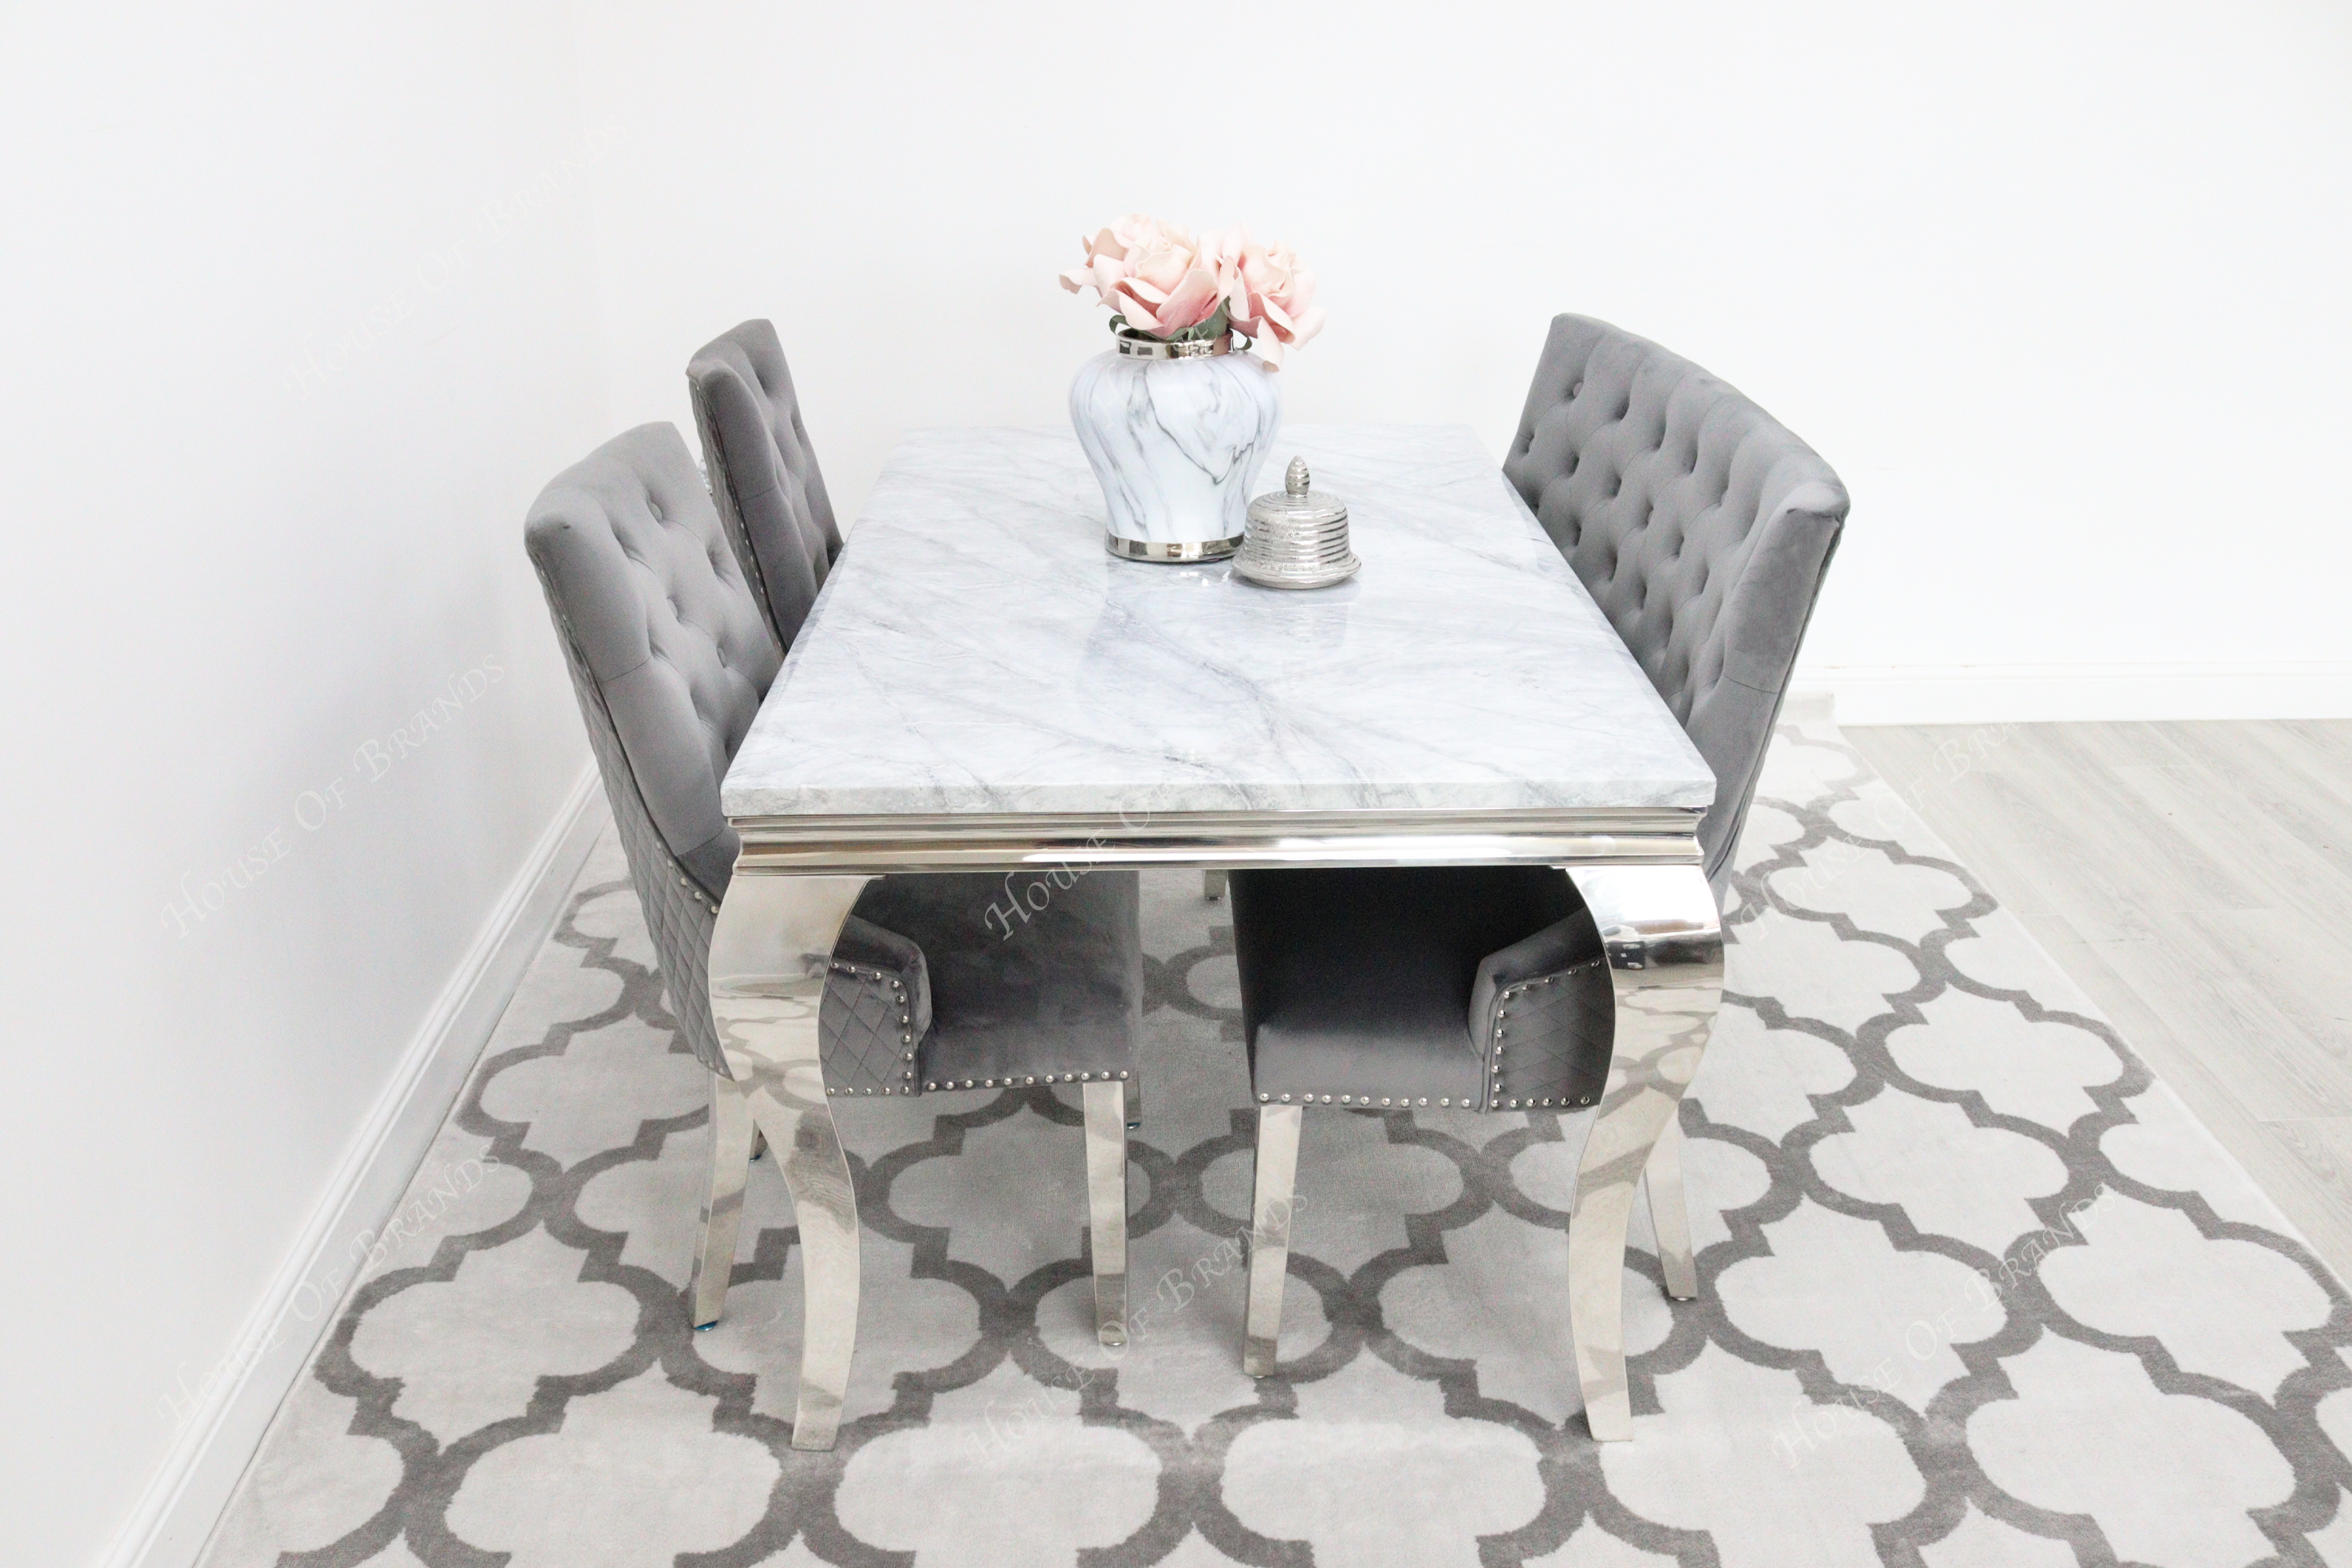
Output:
[{"xmin": 1846, "ymin": 719, "xmax": 2352, "ymax": 1285}]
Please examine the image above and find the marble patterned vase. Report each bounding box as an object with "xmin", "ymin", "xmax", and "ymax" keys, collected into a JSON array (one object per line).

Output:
[{"xmin": 1070, "ymin": 331, "xmax": 1281, "ymax": 563}]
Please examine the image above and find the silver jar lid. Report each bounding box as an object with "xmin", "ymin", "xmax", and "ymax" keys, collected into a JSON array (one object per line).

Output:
[
  {"xmin": 1247, "ymin": 458, "xmax": 1348, "ymax": 530},
  {"xmin": 1236, "ymin": 459, "xmax": 1359, "ymax": 589}
]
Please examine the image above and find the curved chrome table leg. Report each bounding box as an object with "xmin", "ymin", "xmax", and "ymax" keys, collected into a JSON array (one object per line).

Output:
[
  {"xmin": 690, "ymin": 1069, "xmax": 757, "ymax": 1330},
  {"xmin": 1122, "ymin": 1071, "xmax": 1142, "ymax": 1131},
  {"xmin": 1563, "ymin": 865, "xmax": 1722, "ymax": 1441},
  {"xmin": 1646, "ymin": 1115, "xmax": 1699, "ymax": 1301},
  {"xmin": 708, "ymin": 870, "xmax": 873, "ymax": 1451},
  {"xmin": 1242, "ymin": 1103, "xmax": 1304, "ymax": 1377},
  {"xmin": 1081, "ymin": 1080, "xmax": 1129, "ymax": 1346}
]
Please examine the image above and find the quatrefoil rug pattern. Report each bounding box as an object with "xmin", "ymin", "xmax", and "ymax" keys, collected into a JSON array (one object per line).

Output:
[{"xmin": 200, "ymin": 711, "xmax": 2352, "ymax": 1568}]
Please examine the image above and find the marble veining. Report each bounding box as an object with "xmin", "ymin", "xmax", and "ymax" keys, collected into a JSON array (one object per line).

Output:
[
  {"xmin": 1069, "ymin": 348, "xmax": 1282, "ymax": 548},
  {"xmin": 724, "ymin": 425, "xmax": 1714, "ymax": 820}
]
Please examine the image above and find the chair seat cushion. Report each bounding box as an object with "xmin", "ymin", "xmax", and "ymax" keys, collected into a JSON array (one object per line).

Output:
[
  {"xmin": 851, "ymin": 869, "xmax": 1143, "ymax": 1092},
  {"xmin": 1228, "ymin": 867, "xmax": 1588, "ymax": 1108}
]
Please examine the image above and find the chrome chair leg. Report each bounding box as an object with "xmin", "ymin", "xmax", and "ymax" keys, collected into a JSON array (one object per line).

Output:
[
  {"xmin": 690, "ymin": 1069, "xmax": 757, "ymax": 1330},
  {"xmin": 1081, "ymin": 1080, "xmax": 1129, "ymax": 1346},
  {"xmin": 1123, "ymin": 1071, "xmax": 1142, "ymax": 1130},
  {"xmin": 1203, "ymin": 869, "xmax": 1227, "ymax": 901},
  {"xmin": 1562, "ymin": 865, "xmax": 1722, "ymax": 1442},
  {"xmin": 710, "ymin": 870, "xmax": 874, "ymax": 1452},
  {"xmin": 1646, "ymin": 1114, "xmax": 1698, "ymax": 1301},
  {"xmin": 1243, "ymin": 1103, "xmax": 1304, "ymax": 1377}
]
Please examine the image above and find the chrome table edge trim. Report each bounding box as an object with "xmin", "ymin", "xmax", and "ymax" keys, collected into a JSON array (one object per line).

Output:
[{"xmin": 730, "ymin": 806, "xmax": 1705, "ymax": 873}]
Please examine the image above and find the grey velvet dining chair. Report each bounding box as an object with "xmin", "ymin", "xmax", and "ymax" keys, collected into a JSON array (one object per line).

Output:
[
  {"xmin": 685, "ymin": 318, "xmax": 842, "ymax": 653},
  {"xmin": 525, "ymin": 423, "xmax": 1142, "ymax": 1449},
  {"xmin": 687, "ymin": 319, "xmax": 1165, "ymax": 1144},
  {"xmin": 1226, "ymin": 314, "xmax": 1849, "ymax": 1388}
]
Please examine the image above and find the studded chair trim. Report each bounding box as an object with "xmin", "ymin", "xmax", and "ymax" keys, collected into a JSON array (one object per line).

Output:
[
  {"xmin": 1468, "ymin": 914, "xmax": 1613, "ymax": 1112},
  {"xmin": 534, "ymin": 573, "xmax": 730, "ymax": 1073},
  {"xmin": 1501, "ymin": 315, "xmax": 1848, "ymax": 886},
  {"xmin": 822, "ymin": 915, "xmax": 933, "ymax": 1096},
  {"xmin": 687, "ymin": 320, "xmax": 843, "ymax": 653}
]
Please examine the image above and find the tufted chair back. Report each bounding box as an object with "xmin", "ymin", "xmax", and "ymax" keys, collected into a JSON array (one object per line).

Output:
[
  {"xmin": 1502, "ymin": 316, "xmax": 1849, "ymax": 886},
  {"xmin": 687, "ymin": 319, "xmax": 843, "ymax": 652},
  {"xmin": 526, "ymin": 425, "xmax": 783, "ymax": 1067}
]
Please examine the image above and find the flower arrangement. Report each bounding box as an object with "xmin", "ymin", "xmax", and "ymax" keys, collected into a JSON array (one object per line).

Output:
[{"xmin": 1059, "ymin": 215, "xmax": 1325, "ymax": 368}]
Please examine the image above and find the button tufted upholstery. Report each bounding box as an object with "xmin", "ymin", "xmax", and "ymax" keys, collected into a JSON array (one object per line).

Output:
[
  {"xmin": 1222, "ymin": 318, "xmax": 1846, "ymax": 1116},
  {"xmin": 687, "ymin": 320, "xmax": 843, "ymax": 652},
  {"xmin": 528, "ymin": 423, "xmax": 782, "ymax": 901},
  {"xmin": 1504, "ymin": 314, "xmax": 1848, "ymax": 882},
  {"xmin": 525, "ymin": 423, "xmax": 1142, "ymax": 1094}
]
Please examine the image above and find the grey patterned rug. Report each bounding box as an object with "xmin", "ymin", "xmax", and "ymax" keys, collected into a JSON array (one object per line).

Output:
[{"xmin": 199, "ymin": 710, "xmax": 2352, "ymax": 1568}]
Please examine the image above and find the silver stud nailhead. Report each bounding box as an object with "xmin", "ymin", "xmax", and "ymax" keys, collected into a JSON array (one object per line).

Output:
[
  {"xmin": 1279, "ymin": 1093, "xmax": 1292, "ymax": 1102},
  {"xmin": 1117, "ymin": 1070, "xmax": 1130, "ymax": 1080},
  {"xmin": 1025, "ymin": 1076, "xmax": 1036, "ymax": 1086},
  {"xmin": 924, "ymin": 1080, "xmax": 937, "ymax": 1091},
  {"xmin": 1320, "ymin": 1094, "xmax": 1333, "ymax": 1104},
  {"xmin": 1258, "ymin": 1093, "xmax": 1270, "ymax": 1103},
  {"xmin": 1380, "ymin": 1097, "xmax": 1392, "ymax": 1106}
]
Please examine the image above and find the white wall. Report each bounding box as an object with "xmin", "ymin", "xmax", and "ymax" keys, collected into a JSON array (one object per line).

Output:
[
  {"xmin": 571, "ymin": 0, "xmax": 2352, "ymax": 720},
  {"xmin": 0, "ymin": 8, "xmax": 609, "ymax": 1565}
]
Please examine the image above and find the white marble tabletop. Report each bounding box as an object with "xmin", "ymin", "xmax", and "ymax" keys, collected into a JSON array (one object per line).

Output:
[{"xmin": 723, "ymin": 425, "xmax": 1713, "ymax": 821}]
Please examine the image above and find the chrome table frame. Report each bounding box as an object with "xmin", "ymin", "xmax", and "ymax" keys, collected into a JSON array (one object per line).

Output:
[{"xmin": 707, "ymin": 803, "xmax": 1721, "ymax": 1446}]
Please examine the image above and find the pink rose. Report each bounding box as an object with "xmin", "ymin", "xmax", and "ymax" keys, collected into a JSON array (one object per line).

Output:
[
  {"xmin": 1203, "ymin": 227, "xmax": 1325, "ymax": 371},
  {"xmin": 1058, "ymin": 214, "xmax": 1225, "ymax": 338}
]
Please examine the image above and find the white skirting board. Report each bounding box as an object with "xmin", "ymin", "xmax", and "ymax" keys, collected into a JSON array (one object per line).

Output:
[
  {"xmin": 1803, "ymin": 661, "xmax": 2352, "ymax": 726},
  {"xmin": 105, "ymin": 764, "xmax": 608, "ymax": 1568}
]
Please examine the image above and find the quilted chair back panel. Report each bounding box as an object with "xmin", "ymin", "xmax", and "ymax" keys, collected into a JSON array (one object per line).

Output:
[{"xmin": 1501, "ymin": 315, "xmax": 1849, "ymax": 882}]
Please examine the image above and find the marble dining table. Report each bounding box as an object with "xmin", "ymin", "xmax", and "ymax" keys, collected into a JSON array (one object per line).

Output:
[{"xmin": 708, "ymin": 423, "xmax": 1724, "ymax": 1449}]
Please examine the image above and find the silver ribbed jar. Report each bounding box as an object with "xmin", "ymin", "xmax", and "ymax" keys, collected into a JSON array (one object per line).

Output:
[{"xmin": 1233, "ymin": 458, "xmax": 1359, "ymax": 589}]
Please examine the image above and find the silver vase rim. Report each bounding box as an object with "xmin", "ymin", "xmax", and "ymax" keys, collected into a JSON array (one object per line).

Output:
[{"xmin": 1112, "ymin": 328, "xmax": 1233, "ymax": 361}]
